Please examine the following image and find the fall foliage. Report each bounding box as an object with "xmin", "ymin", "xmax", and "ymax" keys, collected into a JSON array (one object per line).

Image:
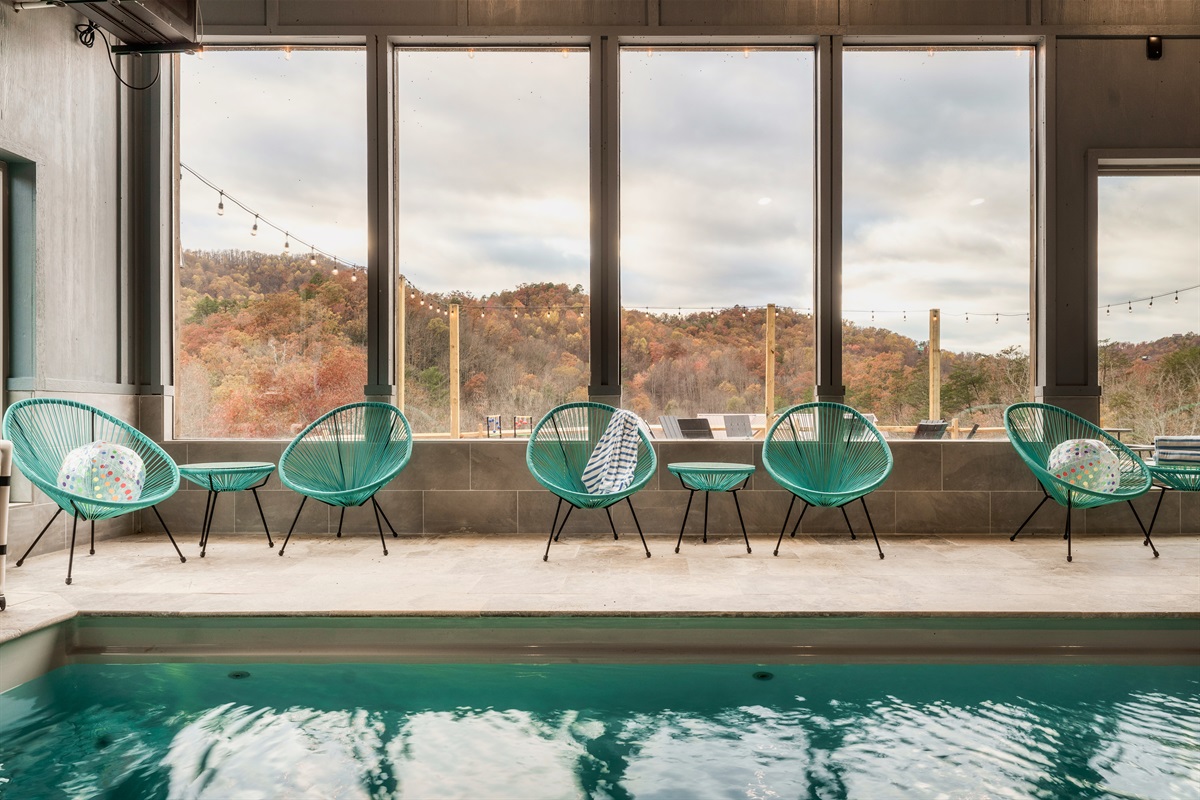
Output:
[{"xmin": 177, "ymin": 250, "xmax": 1199, "ymax": 440}]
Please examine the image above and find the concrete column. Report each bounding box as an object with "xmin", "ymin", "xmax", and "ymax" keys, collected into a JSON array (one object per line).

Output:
[
  {"xmin": 814, "ymin": 36, "xmax": 845, "ymax": 404},
  {"xmin": 588, "ymin": 35, "xmax": 622, "ymax": 407},
  {"xmin": 364, "ymin": 35, "xmax": 395, "ymax": 402}
]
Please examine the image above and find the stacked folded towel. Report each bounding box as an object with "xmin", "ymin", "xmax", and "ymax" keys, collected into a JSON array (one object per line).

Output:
[{"xmin": 1154, "ymin": 435, "xmax": 1200, "ymax": 464}]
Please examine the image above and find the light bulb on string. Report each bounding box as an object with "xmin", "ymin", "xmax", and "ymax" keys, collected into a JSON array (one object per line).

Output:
[
  {"xmin": 1149, "ymin": 296, "xmax": 1154, "ymax": 308},
  {"xmin": 217, "ymin": 192, "xmax": 225, "ymax": 216},
  {"xmin": 1106, "ymin": 306, "xmax": 1110, "ymax": 316},
  {"xmin": 871, "ymin": 311, "xmax": 875, "ymax": 323},
  {"xmin": 350, "ymin": 273, "xmax": 357, "ymax": 282},
  {"xmin": 1128, "ymin": 301, "xmax": 1132, "ymax": 313},
  {"xmin": 251, "ymin": 215, "xmax": 259, "ymax": 236},
  {"xmin": 332, "ymin": 259, "xmax": 339, "ymax": 276},
  {"xmin": 309, "ymin": 250, "xmax": 317, "ymax": 266},
  {"xmin": 283, "ymin": 233, "xmax": 290, "ymax": 254},
  {"xmin": 410, "ymin": 291, "xmax": 416, "ymax": 299},
  {"xmin": 903, "ymin": 310, "xmax": 907, "ymax": 321},
  {"xmin": 995, "ymin": 313, "xmax": 999, "ymax": 324},
  {"xmin": 1175, "ymin": 291, "xmax": 1179, "ymax": 304}
]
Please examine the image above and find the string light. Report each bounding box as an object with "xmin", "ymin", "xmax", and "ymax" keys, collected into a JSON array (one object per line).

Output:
[
  {"xmin": 331, "ymin": 260, "xmax": 339, "ymax": 276},
  {"xmin": 309, "ymin": 249, "xmax": 317, "ymax": 267},
  {"xmin": 181, "ymin": 163, "xmax": 361, "ymax": 271},
  {"xmin": 351, "ymin": 273, "xmax": 357, "ymax": 282},
  {"xmin": 283, "ymin": 232, "xmax": 290, "ymax": 254}
]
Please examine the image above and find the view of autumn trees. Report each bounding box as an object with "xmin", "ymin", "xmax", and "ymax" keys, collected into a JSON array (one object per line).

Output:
[{"xmin": 178, "ymin": 250, "xmax": 1199, "ymax": 440}]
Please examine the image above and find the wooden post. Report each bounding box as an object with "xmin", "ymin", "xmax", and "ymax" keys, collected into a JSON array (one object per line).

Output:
[
  {"xmin": 396, "ymin": 275, "xmax": 406, "ymax": 411},
  {"xmin": 765, "ymin": 304, "xmax": 776, "ymax": 421},
  {"xmin": 929, "ymin": 308, "xmax": 941, "ymax": 421},
  {"xmin": 450, "ymin": 303, "xmax": 460, "ymax": 439}
]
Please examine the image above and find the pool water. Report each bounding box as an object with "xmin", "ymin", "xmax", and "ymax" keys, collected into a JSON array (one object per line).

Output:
[{"xmin": 1, "ymin": 663, "xmax": 1197, "ymax": 799}]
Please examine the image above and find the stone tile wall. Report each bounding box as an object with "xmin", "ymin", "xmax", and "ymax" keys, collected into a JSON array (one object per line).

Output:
[{"xmin": 120, "ymin": 440, "xmax": 1197, "ymax": 544}]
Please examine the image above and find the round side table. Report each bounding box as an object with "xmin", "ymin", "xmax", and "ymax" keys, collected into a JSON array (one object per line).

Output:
[
  {"xmin": 667, "ymin": 462, "xmax": 755, "ymax": 554},
  {"xmin": 178, "ymin": 462, "xmax": 276, "ymax": 557},
  {"xmin": 1137, "ymin": 461, "xmax": 1200, "ymax": 543}
]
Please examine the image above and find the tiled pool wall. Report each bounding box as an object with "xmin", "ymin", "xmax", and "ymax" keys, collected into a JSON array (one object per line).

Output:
[{"xmin": 6, "ymin": 439, "xmax": 1196, "ymax": 557}]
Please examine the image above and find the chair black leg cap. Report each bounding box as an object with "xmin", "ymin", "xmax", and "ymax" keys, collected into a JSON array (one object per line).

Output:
[
  {"xmin": 879, "ymin": 553, "xmax": 885, "ymax": 559},
  {"xmin": 180, "ymin": 556, "xmax": 187, "ymax": 563},
  {"xmin": 1067, "ymin": 555, "xmax": 1073, "ymax": 562},
  {"xmin": 543, "ymin": 555, "xmax": 548, "ymax": 562},
  {"xmin": 65, "ymin": 577, "xmax": 72, "ymax": 585},
  {"xmin": 89, "ymin": 549, "xmax": 95, "ymax": 556}
]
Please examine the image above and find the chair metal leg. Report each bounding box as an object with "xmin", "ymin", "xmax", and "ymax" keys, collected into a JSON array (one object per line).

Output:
[
  {"xmin": 702, "ymin": 491, "xmax": 710, "ymax": 543},
  {"xmin": 605, "ymin": 507, "xmax": 620, "ymax": 540},
  {"xmin": 626, "ymin": 497, "xmax": 651, "ymax": 558},
  {"xmin": 372, "ymin": 496, "xmax": 399, "ymax": 538},
  {"xmin": 1011, "ymin": 489, "xmax": 1050, "ymax": 541},
  {"xmin": 65, "ymin": 514, "xmax": 79, "ymax": 585},
  {"xmin": 550, "ymin": 497, "xmax": 564, "ymax": 542},
  {"xmin": 860, "ymin": 496, "xmax": 884, "ymax": 559},
  {"xmin": 150, "ymin": 505, "xmax": 187, "ymax": 563},
  {"xmin": 731, "ymin": 489, "xmax": 751, "ymax": 554},
  {"xmin": 199, "ymin": 490, "xmax": 215, "ymax": 549},
  {"xmin": 775, "ymin": 496, "xmax": 807, "ymax": 556},
  {"xmin": 839, "ymin": 504, "xmax": 857, "ymax": 540},
  {"xmin": 336, "ymin": 507, "xmax": 346, "ymax": 538},
  {"xmin": 1126, "ymin": 498, "xmax": 1160, "ymax": 558},
  {"xmin": 1065, "ymin": 496, "xmax": 1073, "ymax": 563},
  {"xmin": 279, "ymin": 496, "xmax": 308, "ymax": 556},
  {"xmin": 16, "ymin": 507, "xmax": 63, "ymax": 567},
  {"xmin": 371, "ymin": 497, "xmax": 389, "ymax": 556},
  {"xmin": 675, "ymin": 489, "xmax": 696, "ymax": 553},
  {"xmin": 544, "ymin": 501, "xmax": 572, "ymax": 561},
  {"xmin": 251, "ymin": 488, "xmax": 275, "ymax": 547},
  {"xmin": 89, "ymin": 520, "xmax": 95, "ymax": 556},
  {"xmin": 200, "ymin": 491, "xmax": 217, "ymax": 558}
]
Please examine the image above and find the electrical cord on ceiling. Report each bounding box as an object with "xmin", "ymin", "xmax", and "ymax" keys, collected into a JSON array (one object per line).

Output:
[{"xmin": 75, "ymin": 20, "xmax": 161, "ymax": 91}]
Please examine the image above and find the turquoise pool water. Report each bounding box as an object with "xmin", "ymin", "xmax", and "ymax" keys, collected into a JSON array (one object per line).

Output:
[{"xmin": 1, "ymin": 663, "xmax": 1197, "ymax": 799}]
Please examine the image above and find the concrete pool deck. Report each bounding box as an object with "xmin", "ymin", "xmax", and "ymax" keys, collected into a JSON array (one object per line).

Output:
[{"xmin": 2, "ymin": 532, "xmax": 1198, "ymax": 645}]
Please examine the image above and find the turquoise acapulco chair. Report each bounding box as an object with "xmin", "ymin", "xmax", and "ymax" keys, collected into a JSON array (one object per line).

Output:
[
  {"xmin": 526, "ymin": 402, "xmax": 656, "ymax": 561},
  {"xmin": 1005, "ymin": 402, "xmax": 1153, "ymax": 562},
  {"xmin": 2, "ymin": 398, "xmax": 185, "ymax": 584},
  {"xmin": 763, "ymin": 402, "xmax": 893, "ymax": 559},
  {"xmin": 278, "ymin": 402, "xmax": 413, "ymax": 556}
]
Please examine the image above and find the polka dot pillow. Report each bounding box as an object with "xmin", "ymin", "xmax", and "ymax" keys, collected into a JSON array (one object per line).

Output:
[
  {"xmin": 1047, "ymin": 439, "xmax": 1120, "ymax": 493},
  {"xmin": 57, "ymin": 441, "xmax": 145, "ymax": 502}
]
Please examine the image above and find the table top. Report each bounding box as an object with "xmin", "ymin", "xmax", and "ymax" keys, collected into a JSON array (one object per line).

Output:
[
  {"xmin": 179, "ymin": 461, "xmax": 275, "ymax": 475},
  {"xmin": 667, "ymin": 462, "xmax": 756, "ymax": 475}
]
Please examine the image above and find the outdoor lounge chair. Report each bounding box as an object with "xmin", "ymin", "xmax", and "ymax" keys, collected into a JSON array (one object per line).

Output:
[
  {"xmin": 724, "ymin": 414, "xmax": 754, "ymax": 438},
  {"xmin": 763, "ymin": 402, "xmax": 892, "ymax": 558},
  {"xmin": 678, "ymin": 418, "xmax": 715, "ymax": 439},
  {"xmin": 914, "ymin": 420, "xmax": 948, "ymax": 439},
  {"xmin": 2, "ymin": 398, "xmax": 186, "ymax": 584},
  {"xmin": 1005, "ymin": 402, "xmax": 1153, "ymax": 562},
  {"xmin": 278, "ymin": 402, "xmax": 413, "ymax": 556},
  {"xmin": 527, "ymin": 402, "xmax": 655, "ymax": 560},
  {"xmin": 658, "ymin": 415, "xmax": 683, "ymax": 440}
]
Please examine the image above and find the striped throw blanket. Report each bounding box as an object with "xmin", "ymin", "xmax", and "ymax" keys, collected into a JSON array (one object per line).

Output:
[
  {"xmin": 581, "ymin": 409, "xmax": 643, "ymax": 494},
  {"xmin": 1154, "ymin": 435, "xmax": 1200, "ymax": 464}
]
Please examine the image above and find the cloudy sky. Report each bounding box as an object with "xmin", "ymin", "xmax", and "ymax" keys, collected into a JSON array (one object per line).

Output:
[{"xmin": 180, "ymin": 47, "xmax": 1198, "ymax": 355}]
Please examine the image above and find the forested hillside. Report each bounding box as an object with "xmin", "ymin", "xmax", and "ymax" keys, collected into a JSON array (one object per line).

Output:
[{"xmin": 177, "ymin": 250, "xmax": 1199, "ymax": 440}]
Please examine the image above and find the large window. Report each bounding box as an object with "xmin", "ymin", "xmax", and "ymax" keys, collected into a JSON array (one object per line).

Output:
[
  {"xmin": 177, "ymin": 49, "xmax": 367, "ymax": 438},
  {"xmin": 620, "ymin": 48, "xmax": 815, "ymax": 437},
  {"xmin": 1098, "ymin": 173, "xmax": 1200, "ymax": 439},
  {"xmin": 395, "ymin": 49, "xmax": 590, "ymax": 437},
  {"xmin": 842, "ymin": 48, "xmax": 1033, "ymax": 438}
]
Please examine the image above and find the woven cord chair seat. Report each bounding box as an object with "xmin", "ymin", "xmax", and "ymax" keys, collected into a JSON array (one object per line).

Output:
[
  {"xmin": 2, "ymin": 397, "xmax": 184, "ymax": 584},
  {"xmin": 3, "ymin": 399, "xmax": 179, "ymax": 521},
  {"xmin": 1004, "ymin": 402, "xmax": 1153, "ymax": 562},
  {"xmin": 526, "ymin": 402, "xmax": 656, "ymax": 559},
  {"xmin": 277, "ymin": 402, "xmax": 413, "ymax": 556},
  {"xmin": 763, "ymin": 402, "xmax": 893, "ymax": 558}
]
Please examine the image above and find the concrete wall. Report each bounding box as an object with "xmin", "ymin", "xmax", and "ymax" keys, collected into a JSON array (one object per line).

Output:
[
  {"xmin": 1, "ymin": 5, "xmax": 140, "ymax": 556},
  {"xmin": 1039, "ymin": 37, "xmax": 1200, "ymax": 418},
  {"xmin": 142, "ymin": 439, "xmax": 1198, "ymax": 546}
]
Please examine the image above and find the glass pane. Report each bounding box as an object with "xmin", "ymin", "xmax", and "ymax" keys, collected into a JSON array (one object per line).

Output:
[
  {"xmin": 396, "ymin": 49, "xmax": 590, "ymax": 437},
  {"xmin": 842, "ymin": 48, "xmax": 1032, "ymax": 439},
  {"xmin": 621, "ymin": 48, "xmax": 815, "ymax": 438},
  {"xmin": 1098, "ymin": 174, "xmax": 1200, "ymax": 440},
  {"xmin": 178, "ymin": 49, "xmax": 367, "ymax": 438}
]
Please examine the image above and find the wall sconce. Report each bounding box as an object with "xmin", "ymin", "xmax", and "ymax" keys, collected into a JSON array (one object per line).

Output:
[{"xmin": 1147, "ymin": 36, "xmax": 1163, "ymax": 60}]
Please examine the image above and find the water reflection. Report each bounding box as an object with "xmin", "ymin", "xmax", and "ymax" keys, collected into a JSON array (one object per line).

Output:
[{"xmin": 1, "ymin": 664, "xmax": 1197, "ymax": 800}]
